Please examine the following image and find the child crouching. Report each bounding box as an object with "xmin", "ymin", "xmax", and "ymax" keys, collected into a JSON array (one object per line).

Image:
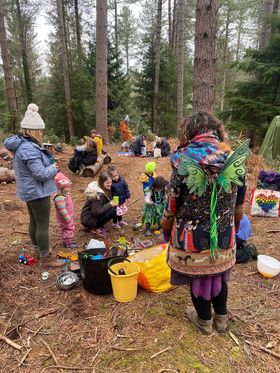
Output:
[{"xmin": 54, "ymin": 172, "xmax": 77, "ymax": 248}]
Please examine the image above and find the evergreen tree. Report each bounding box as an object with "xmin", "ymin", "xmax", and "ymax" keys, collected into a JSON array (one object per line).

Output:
[{"xmin": 225, "ymin": 16, "xmax": 280, "ymax": 137}]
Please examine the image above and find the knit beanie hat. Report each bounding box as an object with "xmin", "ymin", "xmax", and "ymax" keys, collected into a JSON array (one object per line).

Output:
[
  {"xmin": 145, "ymin": 161, "xmax": 156, "ymax": 174},
  {"xmin": 54, "ymin": 172, "xmax": 71, "ymax": 189},
  {"xmin": 20, "ymin": 103, "xmax": 45, "ymax": 130}
]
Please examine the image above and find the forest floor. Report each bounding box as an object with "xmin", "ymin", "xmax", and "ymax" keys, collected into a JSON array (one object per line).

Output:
[{"xmin": 0, "ymin": 141, "xmax": 279, "ymax": 373}]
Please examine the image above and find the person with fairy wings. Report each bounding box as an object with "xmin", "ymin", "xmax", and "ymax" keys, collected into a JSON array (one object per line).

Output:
[{"xmin": 162, "ymin": 112, "xmax": 250, "ymax": 335}]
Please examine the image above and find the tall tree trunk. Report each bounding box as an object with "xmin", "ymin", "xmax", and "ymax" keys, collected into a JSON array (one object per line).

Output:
[
  {"xmin": 235, "ymin": 13, "xmax": 243, "ymax": 61},
  {"xmin": 192, "ymin": 0, "xmax": 218, "ymax": 113},
  {"xmin": 56, "ymin": 0, "xmax": 75, "ymax": 138},
  {"xmin": 168, "ymin": 0, "xmax": 172, "ymax": 48},
  {"xmin": 176, "ymin": 0, "xmax": 184, "ymax": 127},
  {"xmin": 259, "ymin": 0, "xmax": 274, "ymax": 49},
  {"xmin": 0, "ymin": 0, "xmax": 17, "ymax": 131},
  {"xmin": 152, "ymin": 0, "xmax": 162, "ymax": 134},
  {"xmin": 171, "ymin": 0, "xmax": 177, "ymax": 51},
  {"xmin": 114, "ymin": 0, "xmax": 118, "ymax": 56},
  {"xmin": 220, "ymin": 4, "xmax": 230, "ymax": 112},
  {"xmin": 96, "ymin": 0, "xmax": 109, "ymax": 143},
  {"xmin": 15, "ymin": 0, "xmax": 32, "ymax": 104},
  {"xmin": 74, "ymin": 0, "xmax": 82, "ymax": 63}
]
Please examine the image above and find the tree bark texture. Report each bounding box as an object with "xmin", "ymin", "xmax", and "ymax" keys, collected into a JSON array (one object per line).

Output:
[
  {"xmin": 74, "ymin": 0, "xmax": 82, "ymax": 62},
  {"xmin": 176, "ymin": 0, "xmax": 184, "ymax": 127},
  {"xmin": 152, "ymin": 0, "xmax": 162, "ymax": 134},
  {"xmin": 56, "ymin": 0, "xmax": 75, "ymax": 138},
  {"xmin": 220, "ymin": 4, "xmax": 230, "ymax": 112},
  {"xmin": 0, "ymin": 0, "xmax": 17, "ymax": 131},
  {"xmin": 192, "ymin": 0, "xmax": 218, "ymax": 113},
  {"xmin": 96, "ymin": 0, "xmax": 109, "ymax": 143},
  {"xmin": 114, "ymin": 0, "xmax": 118, "ymax": 56},
  {"xmin": 259, "ymin": 0, "xmax": 274, "ymax": 49},
  {"xmin": 171, "ymin": 0, "xmax": 177, "ymax": 51},
  {"xmin": 168, "ymin": 0, "xmax": 172, "ymax": 48},
  {"xmin": 15, "ymin": 0, "xmax": 32, "ymax": 104}
]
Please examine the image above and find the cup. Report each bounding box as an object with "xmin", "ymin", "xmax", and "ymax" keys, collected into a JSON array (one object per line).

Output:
[
  {"xmin": 113, "ymin": 196, "xmax": 119, "ymax": 205},
  {"xmin": 49, "ymin": 157, "xmax": 56, "ymax": 165}
]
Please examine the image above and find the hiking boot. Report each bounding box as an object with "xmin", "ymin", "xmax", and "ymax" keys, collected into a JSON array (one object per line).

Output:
[
  {"xmin": 214, "ymin": 313, "xmax": 228, "ymax": 333},
  {"xmin": 31, "ymin": 245, "xmax": 40, "ymax": 261},
  {"xmin": 63, "ymin": 241, "xmax": 78, "ymax": 249},
  {"xmin": 186, "ymin": 306, "xmax": 213, "ymax": 335},
  {"xmin": 40, "ymin": 253, "xmax": 65, "ymax": 268}
]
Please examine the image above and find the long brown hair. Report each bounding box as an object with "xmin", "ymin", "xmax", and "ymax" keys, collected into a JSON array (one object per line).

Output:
[
  {"xmin": 21, "ymin": 129, "xmax": 43, "ymax": 144},
  {"xmin": 85, "ymin": 139, "xmax": 95, "ymax": 152},
  {"xmin": 177, "ymin": 111, "xmax": 226, "ymax": 144},
  {"xmin": 98, "ymin": 171, "xmax": 112, "ymax": 197}
]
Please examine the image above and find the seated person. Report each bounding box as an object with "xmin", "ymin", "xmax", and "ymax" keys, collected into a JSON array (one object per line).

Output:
[
  {"xmin": 76, "ymin": 137, "xmax": 97, "ymax": 167},
  {"xmin": 91, "ymin": 129, "xmax": 103, "ymax": 156},
  {"xmin": 154, "ymin": 136, "xmax": 171, "ymax": 157},
  {"xmin": 130, "ymin": 134, "xmax": 146, "ymax": 156}
]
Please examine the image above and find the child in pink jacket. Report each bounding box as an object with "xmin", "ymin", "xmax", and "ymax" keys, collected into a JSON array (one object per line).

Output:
[{"xmin": 54, "ymin": 172, "xmax": 77, "ymax": 248}]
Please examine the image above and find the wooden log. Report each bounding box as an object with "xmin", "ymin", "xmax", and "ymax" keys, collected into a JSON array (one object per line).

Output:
[
  {"xmin": 0, "ymin": 167, "xmax": 15, "ymax": 183},
  {"xmin": 82, "ymin": 159, "xmax": 104, "ymax": 178}
]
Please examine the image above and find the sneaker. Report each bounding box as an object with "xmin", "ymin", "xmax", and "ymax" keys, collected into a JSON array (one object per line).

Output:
[
  {"xmin": 63, "ymin": 241, "xmax": 78, "ymax": 249},
  {"xmin": 145, "ymin": 228, "xmax": 152, "ymax": 237},
  {"xmin": 112, "ymin": 223, "xmax": 121, "ymax": 229},
  {"xmin": 119, "ymin": 220, "xmax": 128, "ymax": 226}
]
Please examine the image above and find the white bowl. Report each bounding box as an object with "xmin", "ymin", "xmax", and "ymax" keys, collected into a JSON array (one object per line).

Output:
[{"xmin": 257, "ymin": 255, "xmax": 280, "ymax": 278}]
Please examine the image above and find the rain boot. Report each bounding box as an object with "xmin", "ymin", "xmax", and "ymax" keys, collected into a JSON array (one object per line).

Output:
[
  {"xmin": 186, "ymin": 306, "xmax": 213, "ymax": 335},
  {"xmin": 214, "ymin": 313, "xmax": 228, "ymax": 333}
]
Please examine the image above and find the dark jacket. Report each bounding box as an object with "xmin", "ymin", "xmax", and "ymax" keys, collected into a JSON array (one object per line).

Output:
[
  {"xmin": 155, "ymin": 139, "xmax": 170, "ymax": 157},
  {"xmin": 131, "ymin": 136, "xmax": 145, "ymax": 155},
  {"xmin": 111, "ymin": 176, "xmax": 130, "ymax": 205},
  {"xmin": 81, "ymin": 181, "xmax": 114, "ymax": 228},
  {"xmin": 81, "ymin": 141, "xmax": 97, "ymax": 166}
]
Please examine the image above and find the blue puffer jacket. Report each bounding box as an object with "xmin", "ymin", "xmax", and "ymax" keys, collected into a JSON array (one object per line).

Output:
[
  {"xmin": 111, "ymin": 176, "xmax": 130, "ymax": 205},
  {"xmin": 4, "ymin": 135, "xmax": 58, "ymax": 202}
]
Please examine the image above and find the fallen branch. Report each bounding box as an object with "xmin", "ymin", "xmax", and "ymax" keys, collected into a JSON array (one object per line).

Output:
[
  {"xmin": 41, "ymin": 338, "xmax": 63, "ymax": 373},
  {"xmin": 6, "ymin": 308, "xmax": 61, "ymax": 336},
  {"xmin": 150, "ymin": 347, "xmax": 172, "ymax": 359},
  {"xmin": 111, "ymin": 346, "xmax": 142, "ymax": 352},
  {"xmin": 0, "ymin": 334, "xmax": 22, "ymax": 350},
  {"xmin": 42, "ymin": 365, "xmax": 93, "ymax": 371},
  {"xmin": 128, "ymin": 196, "xmax": 142, "ymax": 207},
  {"xmin": 14, "ymin": 230, "xmax": 29, "ymax": 235},
  {"xmin": 246, "ymin": 340, "xmax": 280, "ymax": 360},
  {"xmin": 17, "ymin": 348, "xmax": 32, "ymax": 367},
  {"xmin": 266, "ymin": 230, "xmax": 280, "ymax": 233}
]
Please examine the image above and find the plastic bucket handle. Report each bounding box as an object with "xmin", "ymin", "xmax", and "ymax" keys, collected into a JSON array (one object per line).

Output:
[{"xmin": 108, "ymin": 258, "xmax": 130, "ymax": 275}]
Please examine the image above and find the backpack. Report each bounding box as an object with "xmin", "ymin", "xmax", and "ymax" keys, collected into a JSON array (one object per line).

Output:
[
  {"xmin": 236, "ymin": 239, "xmax": 258, "ymax": 264},
  {"xmin": 68, "ymin": 149, "xmax": 83, "ymax": 173}
]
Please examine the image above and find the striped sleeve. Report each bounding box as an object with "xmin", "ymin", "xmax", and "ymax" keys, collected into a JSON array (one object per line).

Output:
[{"xmin": 54, "ymin": 196, "xmax": 71, "ymax": 221}]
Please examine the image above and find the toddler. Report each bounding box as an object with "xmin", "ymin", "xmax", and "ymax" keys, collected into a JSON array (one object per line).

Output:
[
  {"xmin": 139, "ymin": 161, "xmax": 157, "ymax": 195},
  {"xmin": 54, "ymin": 172, "xmax": 77, "ymax": 248},
  {"xmin": 108, "ymin": 166, "xmax": 131, "ymax": 228},
  {"xmin": 142, "ymin": 176, "xmax": 167, "ymax": 236}
]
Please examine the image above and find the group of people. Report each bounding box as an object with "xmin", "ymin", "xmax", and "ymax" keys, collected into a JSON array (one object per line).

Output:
[
  {"xmin": 119, "ymin": 116, "xmax": 171, "ymax": 157},
  {"xmin": 5, "ymin": 104, "xmax": 250, "ymax": 336}
]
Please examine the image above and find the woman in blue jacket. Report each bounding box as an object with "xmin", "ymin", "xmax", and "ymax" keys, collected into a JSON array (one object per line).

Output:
[{"xmin": 4, "ymin": 103, "xmax": 64, "ymax": 268}]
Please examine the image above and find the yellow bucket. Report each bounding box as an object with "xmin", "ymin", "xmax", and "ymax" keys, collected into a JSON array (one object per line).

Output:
[{"xmin": 108, "ymin": 259, "xmax": 140, "ymax": 302}]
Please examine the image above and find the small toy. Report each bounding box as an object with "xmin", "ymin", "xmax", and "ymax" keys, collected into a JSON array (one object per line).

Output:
[
  {"xmin": 18, "ymin": 253, "xmax": 36, "ymax": 266},
  {"xmin": 141, "ymin": 240, "xmax": 153, "ymax": 248},
  {"xmin": 153, "ymin": 230, "xmax": 161, "ymax": 235},
  {"xmin": 56, "ymin": 251, "xmax": 78, "ymax": 261},
  {"xmin": 41, "ymin": 271, "xmax": 49, "ymax": 281}
]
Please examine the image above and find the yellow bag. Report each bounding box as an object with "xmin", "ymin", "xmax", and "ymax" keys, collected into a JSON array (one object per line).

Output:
[{"xmin": 132, "ymin": 246, "xmax": 173, "ymax": 293}]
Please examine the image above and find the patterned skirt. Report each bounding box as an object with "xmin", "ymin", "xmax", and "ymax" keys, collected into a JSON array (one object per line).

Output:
[{"xmin": 142, "ymin": 201, "xmax": 165, "ymax": 227}]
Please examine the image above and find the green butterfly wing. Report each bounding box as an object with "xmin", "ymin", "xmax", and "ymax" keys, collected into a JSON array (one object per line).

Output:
[
  {"xmin": 178, "ymin": 155, "xmax": 207, "ymax": 197},
  {"xmin": 218, "ymin": 139, "xmax": 250, "ymax": 193}
]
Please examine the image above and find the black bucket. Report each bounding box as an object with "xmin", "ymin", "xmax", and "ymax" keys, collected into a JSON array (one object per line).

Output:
[{"xmin": 78, "ymin": 246, "xmax": 127, "ymax": 295}]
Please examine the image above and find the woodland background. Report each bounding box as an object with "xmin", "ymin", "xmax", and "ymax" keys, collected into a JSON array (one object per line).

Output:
[{"xmin": 0, "ymin": 0, "xmax": 280, "ymax": 145}]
